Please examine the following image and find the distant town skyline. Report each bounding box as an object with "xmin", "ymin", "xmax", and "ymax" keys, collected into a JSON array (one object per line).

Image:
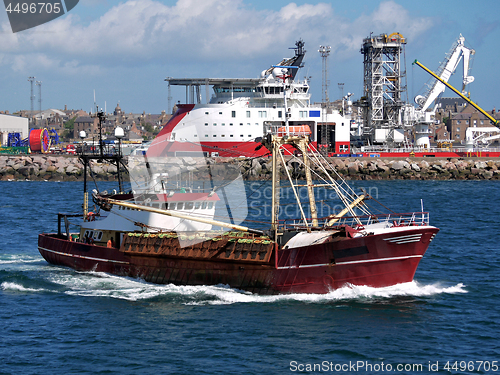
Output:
[{"xmin": 0, "ymin": 0, "xmax": 498, "ymax": 115}]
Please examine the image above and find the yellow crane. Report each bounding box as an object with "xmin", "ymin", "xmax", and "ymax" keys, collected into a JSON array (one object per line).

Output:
[{"xmin": 412, "ymin": 59, "xmax": 499, "ymax": 129}]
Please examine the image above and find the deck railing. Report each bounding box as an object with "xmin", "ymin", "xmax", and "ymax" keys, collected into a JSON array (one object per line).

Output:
[
  {"xmin": 281, "ymin": 211, "xmax": 430, "ymax": 230},
  {"xmin": 351, "ymin": 145, "xmax": 500, "ymax": 155}
]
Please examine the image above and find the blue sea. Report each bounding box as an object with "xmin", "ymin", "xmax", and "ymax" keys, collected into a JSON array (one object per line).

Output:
[{"xmin": 1, "ymin": 180, "xmax": 499, "ymax": 374}]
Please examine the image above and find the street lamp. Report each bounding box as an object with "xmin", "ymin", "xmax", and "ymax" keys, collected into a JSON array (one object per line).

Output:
[{"xmin": 114, "ymin": 126, "xmax": 124, "ymax": 156}]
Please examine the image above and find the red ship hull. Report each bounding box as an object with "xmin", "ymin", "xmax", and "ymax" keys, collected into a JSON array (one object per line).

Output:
[
  {"xmin": 39, "ymin": 226, "xmax": 438, "ymax": 294},
  {"xmin": 148, "ymin": 138, "xmax": 500, "ymax": 159}
]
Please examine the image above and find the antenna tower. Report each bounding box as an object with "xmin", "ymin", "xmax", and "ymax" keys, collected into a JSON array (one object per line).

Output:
[
  {"xmin": 36, "ymin": 81, "xmax": 42, "ymax": 122},
  {"xmin": 318, "ymin": 46, "xmax": 331, "ymax": 152},
  {"xmin": 318, "ymin": 46, "xmax": 331, "ymax": 102},
  {"xmin": 28, "ymin": 77, "xmax": 35, "ymax": 121},
  {"xmin": 166, "ymin": 77, "xmax": 172, "ymax": 114}
]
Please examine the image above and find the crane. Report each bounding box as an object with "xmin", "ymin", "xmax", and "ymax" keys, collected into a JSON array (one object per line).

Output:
[
  {"xmin": 414, "ymin": 34, "xmax": 475, "ymax": 112},
  {"xmin": 411, "ymin": 35, "xmax": 478, "ymax": 148},
  {"xmin": 413, "ymin": 59, "xmax": 499, "ymax": 150},
  {"xmin": 412, "ymin": 60, "xmax": 498, "ymax": 128}
]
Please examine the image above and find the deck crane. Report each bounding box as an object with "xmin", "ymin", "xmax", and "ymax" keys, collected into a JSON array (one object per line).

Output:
[
  {"xmin": 413, "ymin": 58, "xmax": 500, "ymax": 150},
  {"xmin": 411, "ymin": 35, "xmax": 476, "ymax": 148}
]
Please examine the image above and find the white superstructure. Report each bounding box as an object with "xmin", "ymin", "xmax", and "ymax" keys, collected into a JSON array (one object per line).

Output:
[{"xmin": 159, "ymin": 40, "xmax": 350, "ymax": 157}]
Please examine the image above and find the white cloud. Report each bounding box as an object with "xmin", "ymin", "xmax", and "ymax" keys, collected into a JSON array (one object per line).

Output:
[{"xmin": 0, "ymin": 0, "xmax": 434, "ymax": 74}]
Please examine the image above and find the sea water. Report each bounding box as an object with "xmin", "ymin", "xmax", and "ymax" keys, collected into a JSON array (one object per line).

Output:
[{"xmin": 0, "ymin": 180, "xmax": 499, "ymax": 374}]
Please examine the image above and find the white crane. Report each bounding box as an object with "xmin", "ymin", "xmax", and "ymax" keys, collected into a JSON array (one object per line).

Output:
[
  {"xmin": 465, "ymin": 127, "xmax": 500, "ymax": 150},
  {"xmin": 412, "ymin": 35, "xmax": 475, "ymax": 148},
  {"xmin": 415, "ymin": 34, "xmax": 475, "ymax": 112}
]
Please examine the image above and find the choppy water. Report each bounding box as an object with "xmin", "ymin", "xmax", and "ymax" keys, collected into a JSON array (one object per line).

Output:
[{"xmin": 1, "ymin": 180, "xmax": 499, "ymax": 374}]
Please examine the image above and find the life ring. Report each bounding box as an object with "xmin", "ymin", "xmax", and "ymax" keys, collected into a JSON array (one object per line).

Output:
[{"xmin": 87, "ymin": 212, "xmax": 95, "ymax": 221}]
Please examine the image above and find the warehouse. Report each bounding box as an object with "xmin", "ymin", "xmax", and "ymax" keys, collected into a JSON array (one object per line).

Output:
[{"xmin": 0, "ymin": 114, "xmax": 29, "ymax": 146}]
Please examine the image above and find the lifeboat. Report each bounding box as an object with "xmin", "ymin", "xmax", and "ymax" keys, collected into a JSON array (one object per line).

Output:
[{"xmin": 276, "ymin": 125, "xmax": 311, "ymax": 137}]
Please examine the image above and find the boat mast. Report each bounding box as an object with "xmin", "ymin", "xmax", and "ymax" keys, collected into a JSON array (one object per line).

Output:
[
  {"xmin": 79, "ymin": 107, "xmax": 125, "ymax": 219},
  {"xmin": 270, "ymin": 65, "xmax": 319, "ymax": 232},
  {"xmin": 299, "ymin": 137, "xmax": 318, "ymax": 226},
  {"xmin": 271, "ymin": 134, "xmax": 280, "ymax": 235}
]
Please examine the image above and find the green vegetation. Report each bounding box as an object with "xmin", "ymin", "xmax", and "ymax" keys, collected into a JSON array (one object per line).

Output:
[
  {"xmin": 61, "ymin": 116, "xmax": 77, "ymax": 141},
  {"xmin": 64, "ymin": 116, "xmax": 77, "ymax": 130}
]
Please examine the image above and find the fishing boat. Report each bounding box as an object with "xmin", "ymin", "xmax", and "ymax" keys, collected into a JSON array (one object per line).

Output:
[{"xmin": 38, "ymin": 71, "xmax": 439, "ymax": 294}]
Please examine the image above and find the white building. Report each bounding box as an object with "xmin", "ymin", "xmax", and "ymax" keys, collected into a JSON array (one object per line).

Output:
[
  {"xmin": 33, "ymin": 109, "xmax": 66, "ymax": 121},
  {"xmin": 0, "ymin": 114, "xmax": 29, "ymax": 146}
]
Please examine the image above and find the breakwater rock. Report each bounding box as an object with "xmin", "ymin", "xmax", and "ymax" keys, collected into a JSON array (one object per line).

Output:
[
  {"xmin": 237, "ymin": 157, "xmax": 500, "ymax": 181},
  {"xmin": 1, "ymin": 154, "xmax": 500, "ymax": 181},
  {"xmin": 0, "ymin": 155, "xmax": 120, "ymax": 181}
]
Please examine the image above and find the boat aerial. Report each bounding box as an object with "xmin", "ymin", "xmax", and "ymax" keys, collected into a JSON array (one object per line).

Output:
[{"xmin": 38, "ymin": 41, "xmax": 439, "ymax": 294}]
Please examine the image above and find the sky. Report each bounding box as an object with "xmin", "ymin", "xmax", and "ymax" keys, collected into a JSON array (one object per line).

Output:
[{"xmin": 0, "ymin": 0, "xmax": 499, "ymax": 115}]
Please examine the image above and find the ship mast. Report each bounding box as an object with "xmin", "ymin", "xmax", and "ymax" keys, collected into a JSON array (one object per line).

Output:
[
  {"xmin": 270, "ymin": 66, "xmax": 319, "ymax": 236},
  {"xmin": 79, "ymin": 107, "xmax": 125, "ymax": 219}
]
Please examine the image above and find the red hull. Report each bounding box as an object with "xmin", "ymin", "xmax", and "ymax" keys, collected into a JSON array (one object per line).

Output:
[
  {"xmin": 358, "ymin": 151, "xmax": 500, "ymax": 158},
  {"xmin": 148, "ymin": 138, "xmax": 500, "ymax": 159},
  {"xmin": 38, "ymin": 226, "xmax": 438, "ymax": 294}
]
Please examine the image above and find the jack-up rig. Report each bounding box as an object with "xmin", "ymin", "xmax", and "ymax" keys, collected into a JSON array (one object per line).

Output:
[{"xmin": 355, "ymin": 33, "xmax": 480, "ymax": 149}]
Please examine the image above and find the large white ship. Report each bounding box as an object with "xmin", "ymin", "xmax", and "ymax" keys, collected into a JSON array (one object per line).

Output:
[{"xmin": 151, "ymin": 40, "xmax": 350, "ymax": 157}]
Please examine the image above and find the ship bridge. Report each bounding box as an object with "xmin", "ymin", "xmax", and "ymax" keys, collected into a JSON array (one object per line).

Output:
[
  {"xmin": 166, "ymin": 77, "xmax": 264, "ymax": 105},
  {"xmin": 166, "ymin": 77, "xmax": 311, "ymax": 107}
]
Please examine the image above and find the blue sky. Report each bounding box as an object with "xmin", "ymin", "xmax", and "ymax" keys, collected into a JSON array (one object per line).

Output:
[{"xmin": 0, "ymin": 0, "xmax": 498, "ymax": 115}]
